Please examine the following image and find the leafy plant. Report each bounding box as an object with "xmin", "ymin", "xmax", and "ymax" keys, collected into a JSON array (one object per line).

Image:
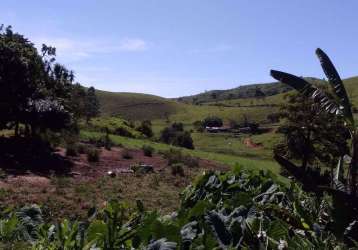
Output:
[
  {"xmin": 0, "ymin": 170, "xmax": 355, "ymax": 248},
  {"xmin": 271, "ymin": 48, "xmax": 358, "ymax": 197},
  {"xmin": 65, "ymin": 143, "xmax": 78, "ymax": 157},
  {"xmin": 87, "ymin": 148, "xmax": 100, "ymax": 162},
  {"xmin": 170, "ymin": 163, "xmax": 185, "ymax": 177},
  {"xmin": 142, "ymin": 145, "xmax": 154, "ymax": 157}
]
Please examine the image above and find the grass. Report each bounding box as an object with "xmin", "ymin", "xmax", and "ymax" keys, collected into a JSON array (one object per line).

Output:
[
  {"xmin": 96, "ymin": 91, "xmax": 180, "ymax": 120},
  {"xmin": 191, "ymin": 132, "xmax": 282, "ymax": 161},
  {"xmin": 95, "ymin": 77, "xmax": 358, "ymax": 129},
  {"xmin": 80, "ymin": 130, "xmax": 281, "ymax": 174},
  {"xmin": 87, "ymin": 116, "xmax": 142, "ymax": 138}
]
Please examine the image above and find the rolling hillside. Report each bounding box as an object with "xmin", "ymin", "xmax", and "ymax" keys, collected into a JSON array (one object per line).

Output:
[
  {"xmin": 96, "ymin": 90, "xmax": 181, "ymax": 120},
  {"xmin": 95, "ymin": 76, "xmax": 358, "ymax": 122},
  {"xmin": 176, "ymin": 81, "xmax": 293, "ymax": 104}
]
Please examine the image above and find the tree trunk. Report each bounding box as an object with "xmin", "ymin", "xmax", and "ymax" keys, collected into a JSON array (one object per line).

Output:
[
  {"xmin": 349, "ymin": 135, "xmax": 358, "ymax": 196},
  {"xmin": 14, "ymin": 121, "xmax": 19, "ymax": 137},
  {"xmin": 302, "ymin": 157, "xmax": 308, "ymax": 171}
]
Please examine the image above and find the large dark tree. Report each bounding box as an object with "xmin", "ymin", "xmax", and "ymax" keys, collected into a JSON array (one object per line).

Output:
[
  {"xmin": 85, "ymin": 87, "xmax": 100, "ymax": 123},
  {"xmin": 0, "ymin": 25, "xmax": 74, "ymax": 137},
  {"xmin": 275, "ymin": 93, "xmax": 349, "ymax": 172},
  {"xmin": 271, "ymin": 48, "xmax": 358, "ymax": 196}
]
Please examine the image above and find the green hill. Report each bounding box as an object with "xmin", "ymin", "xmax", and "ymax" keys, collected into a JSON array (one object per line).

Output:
[
  {"xmin": 96, "ymin": 91, "xmax": 181, "ymax": 120},
  {"xmin": 176, "ymin": 81, "xmax": 293, "ymax": 104},
  {"xmin": 95, "ymin": 76, "xmax": 358, "ymax": 123}
]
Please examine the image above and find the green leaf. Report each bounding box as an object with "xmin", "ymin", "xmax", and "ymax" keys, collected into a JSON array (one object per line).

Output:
[
  {"xmin": 145, "ymin": 238, "xmax": 177, "ymax": 250},
  {"xmin": 205, "ymin": 210, "xmax": 232, "ymax": 248},
  {"xmin": 316, "ymin": 48, "xmax": 354, "ymax": 125},
  {"xmin": 271, "ymin": 70, "xmax": 342, "ymax": 116}
]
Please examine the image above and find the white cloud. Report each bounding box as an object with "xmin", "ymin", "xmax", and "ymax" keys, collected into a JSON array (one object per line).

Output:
[
  {"xmin": 188, "ymin": 44, "xmax": 233, "ymax": 54},
  {"xmin": 118, "ymin": 38, "xmax": 148, "ymax": 51},
  {"xmin": 33, "ymin": 36, "xmax": 149, "ymax": 62}
]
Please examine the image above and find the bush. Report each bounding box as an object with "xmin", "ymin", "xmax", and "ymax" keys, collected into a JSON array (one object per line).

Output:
[
  {"xmin": 89, "ymin": 117, "xmax": 141, "ymax": 138},
  {"xmin": 89, "ymin": 134, "xmax": 113, "ymax": 150},
  {"xmin": 136, "ymin": 120, "xmax": 153, "ymax": 138},
  {"xmin": 142, "ymin": 145, "xmax": 154, "ymax": 157},
  {"xmin": 170, "ymin": 163, "xmax": 185, "ymax": 176},
  {"xmin": 163, "ymin": 148, "xmax": 183, "ymax": 165},
  {"xmin": 162, "ymin": 148, "xmax": 198, "ymax": 167},
  {"xmin": 65, "ymin": 144, "xmax": 78, "ymax": 157},
  {"xmin": 182, "ymin": 155, "xmax": 199, "ymax": 168},
  {"xmin": 202, "ymin": 116, "xmax": 223, "ymax": 127},
  {"xmin": 193, "ymin": 120, "xmax": 204, "ymax": 132},
  {"xmin": 171, "ymin": 122, "xmax": 184, "ymax": 131},
  {"xmin": 87, "ymin": 148, "xmax": 100, "ymax": 162},
  {"xmin": 122, "ymin": 149, "xmax": 133, "ymax": 159},
  {"xmin": 160, "ymin": 123, "xmax": 195, "ymax": 149},
  {"xmin": 173, "ymin": 131, "xmax": 194, "ymax": 149},
  {"xmin": 267, "ymin": 113, "xmax": 281, "ymax": 123},
  {"xmin": 77, "ymin": 143, "xmax": 87, "ymax": 154}
]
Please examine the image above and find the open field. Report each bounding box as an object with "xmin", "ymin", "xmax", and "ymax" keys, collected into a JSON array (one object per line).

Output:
[
  {"xmin": 80, "ymin": 130, "xmax": 281, "ymax": 174},
  {"xmin": 0, "ymin": 146, "xmax": 229, "ymax": 220},
  {"xmin": 192, "ymin": 131, "xmax": 282, "ymax": 161}
]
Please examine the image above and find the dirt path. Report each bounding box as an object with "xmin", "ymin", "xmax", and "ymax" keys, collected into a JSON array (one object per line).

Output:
[{"xmin": 243, "ymin": 137, "xmax": 263, "ymax": 149}]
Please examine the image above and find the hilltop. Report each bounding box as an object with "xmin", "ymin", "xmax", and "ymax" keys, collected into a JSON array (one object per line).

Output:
[
  {"xmin": 96, "ymin": 90, "xmax": 180, "ymax": 120},
  {"xmin": 95, "ymin": 76, "xmax": 358, "ymax": 123}
]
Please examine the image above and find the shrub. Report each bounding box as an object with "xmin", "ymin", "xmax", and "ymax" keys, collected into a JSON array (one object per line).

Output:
[
  {"xmin": 160, "ymin": 123, "xmax": 195, "ymax": 149},
  {"xmin": 142, "ymin": 145, "xmax": 154, "ymax": 157},
  {"xmin": 122, "ymin": 149, "xmax": 133, "ymax": 159},
  {"xmin": 89, "ymin": 117, "xmax": 141, "ymax": 138},
  {"xmin": 267, "ymin": 112, "xmax": 281, "ymax": 123},
  {"xmin": 182, "ymin": 155, "xmax": 199, "ymax": 168},
  {"xmin": 136, "ymin": 120, "xmax": 153, "ymax": 138},
  {"xmin": 170, "ymin": 163, "xmax": 185, "ymax": 176},
  {"xmin": 87, "ymin": 148, "xmax": 100, "ymax": 162},
  {"xmin": 162, "ymin": 148, "xmax": 198, "ymax": 167},
  {"xmin": 202, "ymin": 116, "xmax": 223, "ymax": 127},
  {"xmin": 77, "ymin": 143, "xmax": 87, "ymax": 154},
  {"xmin": 173, "ymin": 131, "xmax": 194, "ymax": 149},
  {"xmin": 65, "ymin": 144, "xmax": 78, "ymax": 157},
  {"xmin": 163, "ymin": 148, "xmax": 183, "ymax": 165},
  {"xmin": 90, "ymin": 134, "xmax": 114, "ymax": 150},
  {"xmin": 193, "ymin": 120, "xmax": 204, "ymax": 132},
  {"xmin": 171, "ymin": 122, "xmax": 184, "ymax": 131}
]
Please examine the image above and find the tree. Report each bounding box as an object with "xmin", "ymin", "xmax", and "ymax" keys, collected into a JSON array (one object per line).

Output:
[
  {"xmin": 69, "ymin": 83, "xmax": 87, "ymax": 120},
  {"xmin": 85, "ymin": 87, "xmax": 100, "ymax": 123},
  {"xmin": 202, "ymin": 116, "xmax": 223, "ymax": 128},
  {"xmin": 267, "ymin": 113, "xmax": 281, "ymax": 123},
  {"xmin": 210, "ymin": 92, "xmax": 217, "ymax": 102},
  {"xmin": 254, "ymin": 87, "xmax": 265, "ymax": 102},
  {"xmin": 160, "ymin": 123, "xmax": 194, "ymax": 149},
  {"xmin": 275, "ymin": 93, "xmax": 349, "ymax": 172},
  {"xmin": 0, "ymin": 25, "xmax": 74, "ymax": 137},
  {"xmin": 271, "ymin": 48, "xmax": 357, "ymax": 196},
  {"xmin": 136, "ymin": 120, "xmax": 153, "ymax": 138}
]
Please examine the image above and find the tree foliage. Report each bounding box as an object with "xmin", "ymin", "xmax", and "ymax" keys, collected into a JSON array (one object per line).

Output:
[
  {"xmin": 275, "ymin": 93, "xmax": 349, "ymax": 172},
  {"xmin": 0, "ymin": 25, "xmax": 74, "ymax": 136},
  {"xmin": 271, "ymin": 48, "xmax": 358, "ymax": 196},
  {"xmin": 85, "ymin": 86, "xmax": 100, "ymax": 122},
  {"xmin": 160, "ymin": 123, "xmax": 194, "ymax": 149}
]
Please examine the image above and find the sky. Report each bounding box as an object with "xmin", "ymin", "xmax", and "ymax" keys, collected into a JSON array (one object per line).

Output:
[{"xmin": 2, "ymin": 1, "xmax": 358, "ymax": 97}]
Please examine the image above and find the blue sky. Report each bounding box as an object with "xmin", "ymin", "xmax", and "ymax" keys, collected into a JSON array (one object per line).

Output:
[{"xmin": 2, "ymin": 1, "xmax": 358, "ymax": 97}]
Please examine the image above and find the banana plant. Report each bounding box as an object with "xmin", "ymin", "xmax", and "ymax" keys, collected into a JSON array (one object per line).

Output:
[{"xmin": 270, "ymin": 48, "xmax": 357, "ymax": 197}]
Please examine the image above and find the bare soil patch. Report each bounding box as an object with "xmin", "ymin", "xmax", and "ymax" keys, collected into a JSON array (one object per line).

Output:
[
  {"xmin": 0, "ymin": 146, "xmax": 228, "ymax": 220},
  {"xmin": 243, "ymin": 137, "xmax": 263, "ymax": 149}
]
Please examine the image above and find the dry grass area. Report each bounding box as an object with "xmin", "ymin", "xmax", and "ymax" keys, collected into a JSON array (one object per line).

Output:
[{"xmin": 0, "ymin": 146, "xmax": 228, "ymax": 221}]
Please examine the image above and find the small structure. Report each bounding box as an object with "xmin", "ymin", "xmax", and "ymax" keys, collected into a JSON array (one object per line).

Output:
[{"xmin": 205, "ymin": 126, "xmax": 230, "ymax": 133}]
